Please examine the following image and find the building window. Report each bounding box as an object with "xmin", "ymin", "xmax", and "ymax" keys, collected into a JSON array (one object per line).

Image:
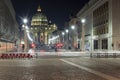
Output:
[
  {"xmin": 94, "ymin": 40, "xmax": 98, "ymax": 49},
  {"xmin": 93, "ymin": 1, "xmax": 109, "ymax": 35},
  {"xmin": 102, "ymin": 39, "xmax": 108, "ymax": 49}
]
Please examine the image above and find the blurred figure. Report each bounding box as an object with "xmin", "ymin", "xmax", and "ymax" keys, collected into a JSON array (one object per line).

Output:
[
  {"xmin": 28, "ymin": 47, "xmax": 35, "ymax": 56},
  {"xmin": 54, "ymin": 44, "xmax": 58, "ymax": 52},
  {"xmin": 22, "ymin": 44, "xmax": 25, "ymax": 52}
]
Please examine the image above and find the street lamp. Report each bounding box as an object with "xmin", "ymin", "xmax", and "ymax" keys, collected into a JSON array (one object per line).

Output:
[
  {"xmin": 65, "ymin": 29, "xmax": 69, "ymax": 49},
  {"xmin": 65, "ymin": 29, "xmax": 69, "ymax": 43},
  {"xmin": 81, "ymin": 19, "xmax": 86, "ymax": 24},
  {"xmin": 62, "ymin": 32, "xmax": 65, "ymax": 43},
  {"xmin": 71, "ymin": 25, "xmax": 75, "ymax": 30},
  {"xmin": 71, "ymin": 25, "xmax": 75, "ymax": 49},
  {"xmin": 81, "ymin": 18, "xmax": 86, "ymax": 51},
  {"xmin": 23, "ymin": 18, "xmax": 28, "ymax": 24},
  {"xmin": 62, "ymin": 32, "xmax": 65, "ymax": 36},
  {"xmin": 65, "ymin": 29, "xmax": 69, "ymax": 33},
  {"xmin": 22, "ymin": 18, "xmax": 28, "ymax": 52}
]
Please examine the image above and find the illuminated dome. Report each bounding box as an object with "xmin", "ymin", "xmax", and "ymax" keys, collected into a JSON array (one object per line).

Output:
[{"xmin": 31, "ymin": 6, "xmax": 48, "ymax": 26}]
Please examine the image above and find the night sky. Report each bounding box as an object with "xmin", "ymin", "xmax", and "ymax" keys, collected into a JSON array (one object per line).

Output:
[{"xmin": 11, "ymin": 0, "xmax": 89, "ymax": 30}]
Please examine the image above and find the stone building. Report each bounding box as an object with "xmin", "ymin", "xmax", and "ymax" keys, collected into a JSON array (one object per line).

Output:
[
  {"xmin": 77, "ymin": 0, "xmax": 120, "ymax": 51},
  {"xmin": 0, "ymin": 0, "xmax": 19, "ymax": 52}
]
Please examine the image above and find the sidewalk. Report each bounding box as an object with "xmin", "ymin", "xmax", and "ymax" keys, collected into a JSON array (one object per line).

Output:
[{"xmin": 58, "ymin": 49, "xmax": 81, "ymax": 52}]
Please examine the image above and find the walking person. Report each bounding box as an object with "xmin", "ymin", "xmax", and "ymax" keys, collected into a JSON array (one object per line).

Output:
[{"xmin": 22, "ymin": 44, "xmax": 25, "ymax": 52}]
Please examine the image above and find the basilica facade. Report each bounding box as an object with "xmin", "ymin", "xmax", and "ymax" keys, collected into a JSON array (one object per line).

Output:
[{"xmin": 30, "ymin": 6, "xmax": 57, "ymax": 45}]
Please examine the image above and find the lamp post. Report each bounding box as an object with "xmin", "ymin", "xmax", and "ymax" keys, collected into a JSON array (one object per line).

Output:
[
  {"xmin": 81, "ymin": 19, "xmax": 86, "ymax": 51},
  {"xmin": 71, "ymin": 25, "xmax": 75, "ymax": 49},
  {"xmin": 62, "ymin": 32, "xmax": 65, "ymax": 49},
  {"xmin": 62, "ymin": 32, "xmax": 65, "ymax": 43},
  {"xmin": 23, "ymin": 18, "xmax": 28, "ymax": 24},
  {"xmin": 71, "ymin": 25, "xmax": 75, "ymax": 30},
  {"xmin": 23, "ymin": 18, "xmax": 28, "ymax": 52},
  {"xmin": 65, "ymin": 29, "xmax": 69, "ymax": 49}
]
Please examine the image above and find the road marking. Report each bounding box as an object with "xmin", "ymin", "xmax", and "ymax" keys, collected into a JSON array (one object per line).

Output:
[{"xmin": 60, "ymin": 59, "xmax": 120, "ymax": 80}]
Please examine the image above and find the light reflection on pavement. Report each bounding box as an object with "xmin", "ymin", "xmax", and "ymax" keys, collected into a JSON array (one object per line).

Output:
[{"xmin": 0, "ymin": 58, "xmax": 119, "ymax": 80}]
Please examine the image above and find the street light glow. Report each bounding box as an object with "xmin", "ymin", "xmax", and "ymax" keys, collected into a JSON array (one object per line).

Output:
[
  {"xmin": 23, "ymin": 18, "xmax": 28, "ymax": 24},
  {"xmin": 62, "ymin": 32, "xmax": 65, "ymax": 35},
  {"xmin": 22, "ymin": 25, "xmax": 25, "ymax": 28},
  {"xmin": 21, "ymin": 41, "xmax": 25, "ymax": 44},
  {"xmin": 81, "ymin": 19, "xmax": 86, "ymax": 23},
  {"xmin": 71, "ymin": 25, "xmax": 75, "ymax": 30},
  {"xmin": 25, "ymin": 25, "xmax": 29, "ymax": 30},
  {"xmin": 65, "ymin": 29, "xmax": 69, "ymax": 33},
  {"xmin": 26, "ymin": 30, "xmax": 29, "ymax": 33}
]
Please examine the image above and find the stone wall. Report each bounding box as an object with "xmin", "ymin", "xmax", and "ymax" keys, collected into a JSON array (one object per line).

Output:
[{"xmin": 0, "ymin": 0, "xmax": 19, "ymax": 42}]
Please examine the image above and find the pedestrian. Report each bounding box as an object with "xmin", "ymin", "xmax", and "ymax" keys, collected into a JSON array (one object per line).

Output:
[
  {"xmin": 22, "ymin": 44, "xmax": 25, "ymax": 52},
  {"xmin": 54, "ymin": 45, "xmax": 57, "ymax": 52}
]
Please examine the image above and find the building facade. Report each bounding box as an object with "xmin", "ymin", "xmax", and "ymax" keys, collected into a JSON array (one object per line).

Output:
[
  {"xmin": 30, "ymin": 6, "xmax": 57, "ymax": 45},
  {"xmin": 0, "ymin": 0, "xmax": 19, "ymax": 52},
  {"xmin": 77, "ymin": 0, "xmax": 120, "ymax": 51},
  {"xmin": 68, "ymin": 18, "xmax": 79, "ymax": 49}
]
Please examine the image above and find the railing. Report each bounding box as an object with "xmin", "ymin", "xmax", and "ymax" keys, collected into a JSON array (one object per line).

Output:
[{"xmin": 90, "ymin": 51, "xmax": 120, "ymax": 58}]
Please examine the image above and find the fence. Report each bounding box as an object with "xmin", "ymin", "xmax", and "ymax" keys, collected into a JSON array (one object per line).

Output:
[
  {"xmin": 90, "ymin": 51, "xmax": 120, "ymax": 58},
  {"xmin": 0, "ymin": 52, "xmax": 33, "ymax": 59}
]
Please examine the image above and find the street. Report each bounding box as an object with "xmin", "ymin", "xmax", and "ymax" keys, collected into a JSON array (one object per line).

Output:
[
  {"xmin": 1, "ymin": 0, "xmax": 120, "ymax": 79},
  {"xmin": 0, "ymin": 57, "xmax": 120, "ymax": 80}
]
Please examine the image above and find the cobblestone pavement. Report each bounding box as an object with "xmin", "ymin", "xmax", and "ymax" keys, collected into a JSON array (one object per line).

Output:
[
  {"xmin": 0, "ymin": 58, "xmax": 106, "ymax": 80},
  {"xmin": 65, "ymin": 58, "xmax": 120, "ymax": 79},
  {"xmin": 0, "ymin": 57, "xmax": 119, "ymax": 80}
]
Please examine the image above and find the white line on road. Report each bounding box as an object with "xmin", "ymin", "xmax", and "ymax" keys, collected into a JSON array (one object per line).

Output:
[{"xmin": 60, "ymin": 59, "xmax": 120, "ymax": 80}]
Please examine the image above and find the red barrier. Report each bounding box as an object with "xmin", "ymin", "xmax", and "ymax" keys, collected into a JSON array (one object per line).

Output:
[{"xmin": 0, "ymin": 53, "xmax": 33, "ymax": 59}]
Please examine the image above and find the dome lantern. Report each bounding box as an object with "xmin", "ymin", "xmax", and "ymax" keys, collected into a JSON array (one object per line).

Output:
[
  {"xmin": 31, "ymin": 5, "xmax": 48, "ymax": 26},
  {"xmin": 37, "ymin": 5, "xmax": 41, "ymax": 12}
]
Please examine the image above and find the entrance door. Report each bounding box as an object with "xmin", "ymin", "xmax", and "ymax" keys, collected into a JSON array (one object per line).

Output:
[{"xmin": 102, "ymin": 39, "xmax": 108, "ymax": 49}]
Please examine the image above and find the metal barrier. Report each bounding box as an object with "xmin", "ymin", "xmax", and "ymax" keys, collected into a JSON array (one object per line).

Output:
[
  {"xmin": 90, "ymin": 51, "xmax": 120, "ymax": 58},
  {"xmin": 0, "ymin": 52, "xmax": 33, "ymax": 59}
]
